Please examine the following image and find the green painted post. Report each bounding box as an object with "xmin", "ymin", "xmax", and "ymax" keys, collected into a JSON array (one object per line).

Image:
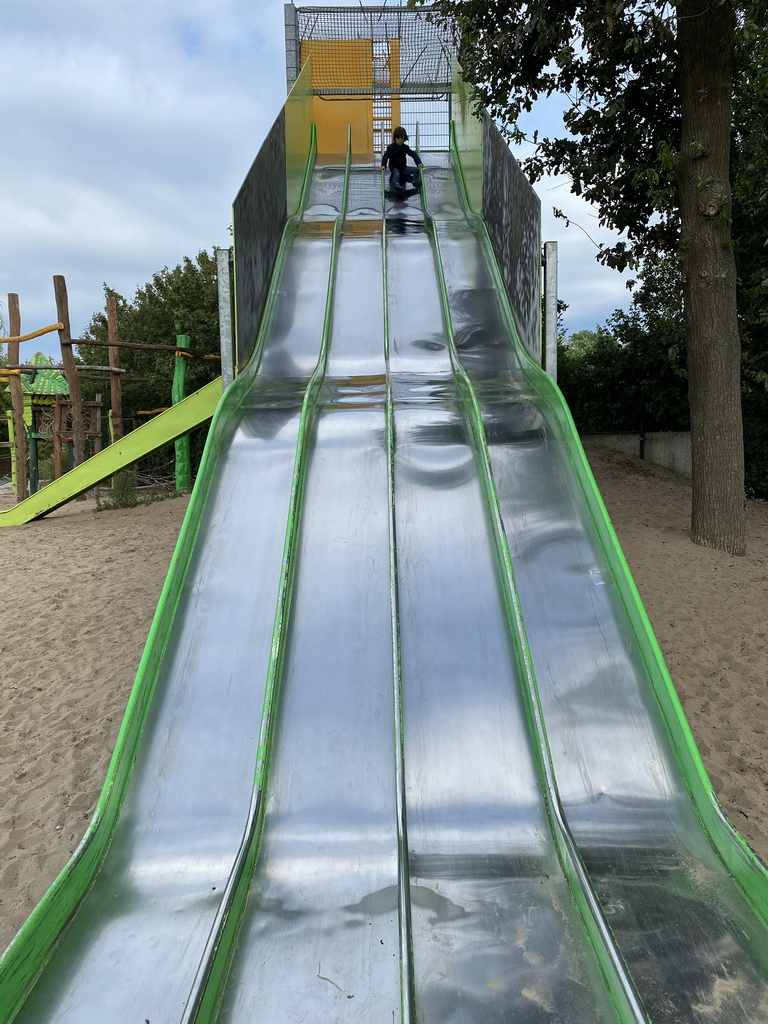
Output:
[{"xmin": 173, "ymin": 324, "xmax": 192, "ymax": 492}]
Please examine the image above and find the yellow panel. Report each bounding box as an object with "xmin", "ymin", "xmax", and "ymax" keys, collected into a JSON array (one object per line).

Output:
[
  {"xmin": 389, "ymin": 39, "xmax": 401, "ymax": 89},
  {"xmin": 312, "ymin": 96, "xmax": 372, "ymax": 156},
  {"xmin": 301, "ymin": 40, "xmax": 373, "ymax": 91},
  {"xmin": 389, "ymin": 98, "xmax": 401, "ymax": 133},
  {"xmin": 388, "ymin": 40, "xmax": 401, "ymax": 140}
]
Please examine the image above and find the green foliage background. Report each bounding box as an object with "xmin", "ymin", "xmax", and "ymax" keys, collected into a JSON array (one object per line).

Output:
[{"xmin": 77, "ymin": 250, "xmax": 221, "ymax": 480}]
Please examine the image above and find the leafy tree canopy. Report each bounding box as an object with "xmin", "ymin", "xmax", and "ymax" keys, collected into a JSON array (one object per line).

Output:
[
  {"xmin": 558, "ymin": 256, "xmax": 689, "ymax": 433},
  {"xmin": 416, "ymin": 0, "xmax": 765, "ymax": 273},
  {"xmin": 78, "ymin": 250, "xmax": 221, "ymax": 421},
  {"xmin": 413, "ymin": 0, "xmax": 766, "ymax": 553},
  {"xmin": 78, "ymin": 250, "xmax": 221, "ymax": 477},
  {"xmin": 732, "ymin": 17, "xmax": 768, "ymax": 356}
]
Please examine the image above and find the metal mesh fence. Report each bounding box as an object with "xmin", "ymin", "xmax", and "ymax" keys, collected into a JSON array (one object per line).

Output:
[
  {"xmin": 294, "ymin": 6, "xmax": 453, "ymax": 93},
  {"xmin": 289, "ymin": 5, "xmax": 453, "ymax": 151}
]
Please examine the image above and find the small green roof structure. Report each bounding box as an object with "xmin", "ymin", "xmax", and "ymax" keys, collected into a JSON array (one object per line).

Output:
[{"xmin": 21, "ymin": 352, "xmax": 69, "ymax": 404}]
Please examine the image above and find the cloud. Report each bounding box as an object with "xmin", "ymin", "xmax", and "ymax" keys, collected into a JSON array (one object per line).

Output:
[
  {"xmin": 1, "ymin": 1, "xmax": 286, "ymax": 355},
  {"xmin": 536, "ymin": 175, "xmax": 632, "ymax": 334}
]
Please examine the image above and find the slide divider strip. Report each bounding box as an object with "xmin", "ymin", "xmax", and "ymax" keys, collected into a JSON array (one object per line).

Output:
[{"xmin": 381, "ymin": 170, "xmax": 417, "ymax": 1024}]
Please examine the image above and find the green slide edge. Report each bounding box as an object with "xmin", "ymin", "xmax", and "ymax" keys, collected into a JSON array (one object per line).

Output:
[
  {"xmin": 0, "ymin": 117, "xmax": 318, "ymax": 1024},
  {"xmin": 0, "ymin": 378, "xmax": 222, "ymax": 527},
  {"xmin": 449, "ymin": 123, "xmax": 768, "ymax": 927}
]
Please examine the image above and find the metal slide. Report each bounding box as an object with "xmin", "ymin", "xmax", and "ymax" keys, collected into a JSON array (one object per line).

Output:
[
  {"xmin": 0, "ymin": 378, "xmax": 222, "ymax": 526},
  {"xmin": 2, "ymin": 149, "xmax": 768, "ymax": 1024}
]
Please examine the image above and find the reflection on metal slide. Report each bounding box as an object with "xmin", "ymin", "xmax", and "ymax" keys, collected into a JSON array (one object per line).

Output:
[
  {"xmin": 2, "ymin": 148, "xmax": 768, "ymax": 1024},
  {"xmin": 0, "ymin": 378, "xmax": 222, "ymax": 526}
]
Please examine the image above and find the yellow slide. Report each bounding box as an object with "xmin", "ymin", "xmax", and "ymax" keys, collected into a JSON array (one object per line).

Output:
[{"xmin": 0, "ymin": 378, "xmax": 222, "ymax": 527}]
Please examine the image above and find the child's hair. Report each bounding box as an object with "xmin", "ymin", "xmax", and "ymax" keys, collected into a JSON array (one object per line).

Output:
[{"xmin": 393, "ymin": 126, "xmax": 408, "ymax": 141}]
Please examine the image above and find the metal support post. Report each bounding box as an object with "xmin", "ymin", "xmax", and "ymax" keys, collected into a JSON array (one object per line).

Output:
[
  {"xmin": 543, "ymin": 241, "xmax": 558, "ymax": 382},
  {"xmin": 216, "ymin": 247, "xmax": 235, "ymax": 388}
]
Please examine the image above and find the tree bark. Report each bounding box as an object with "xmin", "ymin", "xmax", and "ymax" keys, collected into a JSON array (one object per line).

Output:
[{"xmin": 676, "ymin": 0, "xmax": 745, "ymax": 554}]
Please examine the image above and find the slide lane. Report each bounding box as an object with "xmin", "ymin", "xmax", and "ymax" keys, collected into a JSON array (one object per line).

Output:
[
  {"xmin": 384, "ymin": 182, "xmax": 630, "ymax": 1023},
  {"xmin": 214, "ymin": 164, "xmax": 404, "ymax": 1022},
  {"xmin": 423, "ymin": 155, "xmax": 768, "ymax": 1023}
]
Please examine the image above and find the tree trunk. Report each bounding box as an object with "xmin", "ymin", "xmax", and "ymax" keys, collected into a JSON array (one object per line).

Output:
[{"xmin": 677, "ymin": 0, "xmax": 745, "ymax": 554}]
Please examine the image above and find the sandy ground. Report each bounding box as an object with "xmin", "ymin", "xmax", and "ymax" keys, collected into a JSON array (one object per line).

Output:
[{"xmin": 0, "ymin": 443, "xmax": 766, "ymax": 955}]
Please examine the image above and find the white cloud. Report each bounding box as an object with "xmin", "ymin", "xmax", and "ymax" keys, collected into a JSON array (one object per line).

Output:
[{"xmin": 536, "ymin": 175, "xmax": 632, "ymax": 335}]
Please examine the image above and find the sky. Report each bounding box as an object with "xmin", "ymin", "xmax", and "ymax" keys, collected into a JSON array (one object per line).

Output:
[{"xmin": 1, "ymin": 0, "xmax": 632, "ymax": 364}]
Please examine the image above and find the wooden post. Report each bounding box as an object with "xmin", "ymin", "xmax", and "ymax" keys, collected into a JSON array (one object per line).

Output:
[
  {"xmin": 7, "ymin": 294, "xmax": 28, "ymax": 501},
  {"xmin": 106, "ymin": 295, "xmax": 124, "ymax": 441},
  {"xmin": 54, "ymin": 276, "xmax": 85, "ymax": 468}
]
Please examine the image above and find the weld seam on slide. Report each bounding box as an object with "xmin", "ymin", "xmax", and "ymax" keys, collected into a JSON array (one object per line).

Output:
[
  {"xmin": 448, "ymin": 124, "xmax": 768, "ymax": 924},
  {"xmin": 180, "ymin": 138, "xmax": 353, "ymax": 1024},
  {"xmin": 381, "ymin": 168, "xmax": 417, "ymax": 1024},
  {"xmin": 0, "ymin": 130, "xmax": 320, "ymax": 1024},
  {"xmin": 418, "ymin": 167, "xmax": 649, "ymax": 1024}
]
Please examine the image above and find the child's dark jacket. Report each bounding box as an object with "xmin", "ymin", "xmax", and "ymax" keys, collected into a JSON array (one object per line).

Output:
[{"xmin": 381, "ymin": 142, "xmax": 422, "ymax": 171}]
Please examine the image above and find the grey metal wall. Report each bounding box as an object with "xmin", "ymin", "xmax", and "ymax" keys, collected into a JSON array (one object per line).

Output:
[
  {"xmin": 482, "ymin": 113, "xmax": 541, "ymax": 361},
  {"xmin": 232, "ymin": 109, "xmax": 288, "ymax": 371}
]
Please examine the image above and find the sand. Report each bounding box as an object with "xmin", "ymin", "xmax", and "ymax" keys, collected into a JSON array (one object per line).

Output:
[{"xmin": 0, "ymin": 442, "xmax": 766, "ymax": 954}]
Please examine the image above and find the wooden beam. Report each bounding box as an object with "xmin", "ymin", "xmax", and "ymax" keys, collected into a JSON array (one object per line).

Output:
[
  {"xmin": 63, "ymin": 337, "xmax": 220, "ymax": 360},
  {"xmin": 107, "ymin": 295, "xmax": 124, "ymax": 441},
  {"xmin": 0, "ymin": 323, "xmax": 64, "ymax": 344},
  {"xmin": 54, "ymin": 276, "xmax": 85, "ymax": 469},
  {"xmin": 6, "ymin": 364, "xmax": 126, "ymax": 373},
  {"xmin": 6, "ymin": 294, "xmax": 28, "ymax": 501}
]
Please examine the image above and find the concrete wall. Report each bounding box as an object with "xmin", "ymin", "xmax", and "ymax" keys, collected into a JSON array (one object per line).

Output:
[{"xmin": 583, "ymin": 432, "xmax": 692, "ymax": 477}]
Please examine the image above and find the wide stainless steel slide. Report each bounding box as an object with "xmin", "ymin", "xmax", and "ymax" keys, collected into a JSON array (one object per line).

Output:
[{"xmin": 2, "ymin": 152, "xmax": 767, "ymax": 1024}]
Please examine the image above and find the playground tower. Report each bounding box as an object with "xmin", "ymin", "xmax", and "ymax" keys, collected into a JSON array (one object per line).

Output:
[{"xmin": 284, "ymin": 4, "xmax": 454, "ymax": 154}]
